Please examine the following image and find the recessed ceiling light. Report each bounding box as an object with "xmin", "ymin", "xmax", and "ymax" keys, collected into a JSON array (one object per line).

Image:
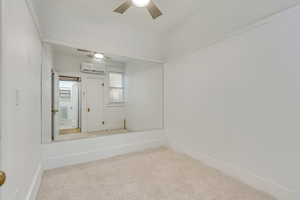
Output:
[
  {"xmin": 94, "ymin": 53, "xmax": 104, "ymax": 59},
  {"xmin": 131, "ymin": 0, "xmax": 150, "ymax": 7}
]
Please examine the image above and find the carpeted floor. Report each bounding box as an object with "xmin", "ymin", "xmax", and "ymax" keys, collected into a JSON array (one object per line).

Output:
[{"xmin": 37, "ymin": 148, "xmax": 276, "ymax": 200}]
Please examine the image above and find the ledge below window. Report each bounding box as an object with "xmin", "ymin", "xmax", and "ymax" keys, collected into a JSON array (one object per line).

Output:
[{"xmin": 105, "ymin": 103, "xmax": 126, "ymax": 107}]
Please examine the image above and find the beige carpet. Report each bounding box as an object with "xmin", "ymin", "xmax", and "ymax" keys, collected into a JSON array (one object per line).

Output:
[{"xmin": 37, "ymin": 148, "xmax": 276, "ymax": 200}]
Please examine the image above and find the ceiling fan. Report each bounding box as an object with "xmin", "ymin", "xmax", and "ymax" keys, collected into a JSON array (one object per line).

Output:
[{"xmin": 114, "ymin": 0, "xmax": 162, "ymax": 19}]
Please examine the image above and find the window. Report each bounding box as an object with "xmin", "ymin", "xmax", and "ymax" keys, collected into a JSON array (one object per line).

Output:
[{"xmin": 108, "ymin": 72, "xmax": 124, "ymax": 103}]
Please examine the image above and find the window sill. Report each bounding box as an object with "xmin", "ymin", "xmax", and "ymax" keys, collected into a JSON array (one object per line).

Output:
[{"xmin": 105, "ymin": 103, "xmax": 126, "ymax": 107}]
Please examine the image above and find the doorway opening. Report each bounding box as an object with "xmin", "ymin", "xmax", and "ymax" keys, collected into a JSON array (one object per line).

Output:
[{"xmin": 52, "ymin": 75, "xmax": 82, "ymax": 139}]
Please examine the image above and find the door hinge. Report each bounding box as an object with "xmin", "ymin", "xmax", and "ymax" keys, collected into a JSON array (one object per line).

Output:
[{"xmin": 52, "ymin": 109, "xmax": 59, "ymax": 113}]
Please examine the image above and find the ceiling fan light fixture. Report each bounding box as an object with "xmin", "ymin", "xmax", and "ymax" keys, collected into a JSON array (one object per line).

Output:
[
  {"xmin": 94, "ymin": 53, "xmax": 104, "ymax": 59},
  {"xmin": 114, "ymin": 0, "xmax": 162, "ymax": 19},
  {"xmin": 131, "ymin": 0, "xmax": 150, "ymax": 7}
]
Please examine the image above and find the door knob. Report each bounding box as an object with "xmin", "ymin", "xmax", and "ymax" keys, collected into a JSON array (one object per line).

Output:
[
  {"xmin": 87, "ymin": 108, "xmax": 90, "ymax": 112},
  {"xmin": 0, "ymin": 171, "xmax": 6, "ymax": 186},
  {"xmin": 52, "ymin": 109, "xmax": 59, "ymax": 113}
]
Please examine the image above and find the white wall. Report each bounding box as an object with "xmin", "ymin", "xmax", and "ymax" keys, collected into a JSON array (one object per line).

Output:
[
  {"xmin": 43, "ymin": 130, "xmax": 167, "ymax": 169},
  {"xmin": 1, "ymin": 0, "xmax": 42, "ymax": 199},
  {"xmin": 41, "ymin": 44, "xmax": 53, "ymax": 143},
  {"xmin": 165, "ymin": 5, "xmax": 300, "ymax": 200},
  {"xmin": 53, "ymin": 53, "xmax": 86, "ymax": 75},
  {"xmin": 126, "ymin": 61, "xmax": 164, "ymax": 131}
]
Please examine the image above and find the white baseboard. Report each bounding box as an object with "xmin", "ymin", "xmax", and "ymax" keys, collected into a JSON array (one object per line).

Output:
[
  {"xmin": 169, "ymin": 142, "xmax": 299, "ymax": 200},
  {"xmin": 43, "ymin": 130, "xmax": 167, "ymax": 169},
  {"xmin": 25, "ymin": 164, "xmax": 43, "ymax": 200}
]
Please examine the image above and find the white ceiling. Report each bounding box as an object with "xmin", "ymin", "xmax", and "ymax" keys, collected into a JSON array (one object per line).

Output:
[
  {"xmin": 32, "ymin": 0, "xmax": 300, "ymax": 60},
  {"xmin": 33, "ymin": 0, "xmax": 205, "ymax": 34},
  {"xmin": 50, "ymin": 42, "xmax": 157, "ymax": 64},
  {"xmin": 33, "ymin": 0, "xmax": 300, "ymax": 35}
]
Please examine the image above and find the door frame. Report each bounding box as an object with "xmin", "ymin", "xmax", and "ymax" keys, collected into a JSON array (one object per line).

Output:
[
  {"xmin": 52, "ymin": 73, "xmax": 82, "ymax": 141},
  {"xmin": 52, "ymin": 71, "xmax": 60, "ymax": 140},
  {"xmin": 0, "ymin": 0, "xmax": 4, "ymax": 197}
]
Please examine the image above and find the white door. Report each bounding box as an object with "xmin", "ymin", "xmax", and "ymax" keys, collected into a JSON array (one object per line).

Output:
[
  {"xmin": 86, "ymin": 78, "xmax": 105, "ymax": 132},
  {"xmin": 52, "ymin": 72, "xmax": 60, "ymax": 140}
]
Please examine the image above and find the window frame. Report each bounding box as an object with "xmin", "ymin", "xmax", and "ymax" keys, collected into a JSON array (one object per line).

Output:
[{"xmin": 108, "ymin": 72, "xmax": 125, "ymax": 104}]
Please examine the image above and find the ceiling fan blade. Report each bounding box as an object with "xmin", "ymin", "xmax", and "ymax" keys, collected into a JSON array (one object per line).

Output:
[
  {"xmin": 77, "ymin": 49, "xmax": 91, "ymax": 53},
  {"xmin": 114, "ymin": 1, "xmax": 132, "ymax": 14},
  {"xmin": 146, "ymin": 1, "xmax": 162, "ymax": 19}
]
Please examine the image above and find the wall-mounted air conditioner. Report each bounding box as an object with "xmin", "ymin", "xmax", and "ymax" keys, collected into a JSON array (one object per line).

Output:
[{"xmin": 81, "ymin": 62, "xmax": 106, "ymax": 75}]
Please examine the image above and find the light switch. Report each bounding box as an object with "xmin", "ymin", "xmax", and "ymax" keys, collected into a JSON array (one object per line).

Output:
[{"xmin": 16, "ymin": 89, "xmax": 20, "ymax": 106}]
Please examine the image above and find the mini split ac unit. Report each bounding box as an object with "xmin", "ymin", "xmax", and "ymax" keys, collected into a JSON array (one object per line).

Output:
[{"xmin": 81, "ymin": 62, "xmax": 106, "ymax": 75}]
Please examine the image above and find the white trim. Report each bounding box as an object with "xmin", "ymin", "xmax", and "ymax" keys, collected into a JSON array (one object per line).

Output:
[
  {"xmin": 25, "ymin": 0, "xmax": 42, "ymax": 39},
  {"xmin": 43, "ymin": 130, "xmax": 167, "ymax": 169},
  {"xmin": 25, "ymin": 164, "xmax": 43, "ymax": 200},
  {"xmin": 169, "ymin": 142, "xmax": 300, "ymax": 200}
]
